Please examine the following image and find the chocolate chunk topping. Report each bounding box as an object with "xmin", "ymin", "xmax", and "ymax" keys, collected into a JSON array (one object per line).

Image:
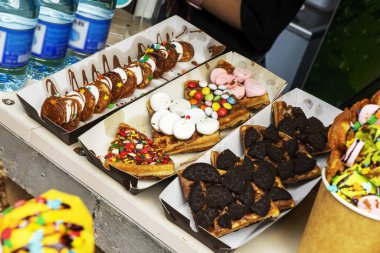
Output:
[
  {"xmin": 268, "ymin": 187, "xmax": 293, "ymax": 201},
  {"xmin": 182, "ymin": 163, "xmax": 221, "ymax": 183},
  {"xmin": 247, "ymin": 141, "xmax": 267, "ymax": 160},
  {"xmin": 267, "ymin": 144, "xmax": 284, "ymax": 163},
  {"xmin": 292, "ymin": 107, "xmax": 306, "ymax": 117},
  {"xmin": 206, "ymin": 185, "xmax": 234, "ymax": 207},
  {"xmin": 218, "ymin": 214, "xmax": 232, "ymax": 229},
  {"xmin": 237, "ymin": 182, "xmax": 255, "ymax": 206},
  {"xmin": 254, "ymin": 160, "xmax": 276, "ymax": 191},
  {"xmin": 228, "ymin": 203, "xmax": 249, "ymax": 220},
  {"xmin": 263, "ymin": 124, "xmax": 280, "ymax": 143},
  {"xmin": 251, "ymin": 193, "xmax": 271, "ymax": 217},
  {"xmin": 189, "ymin": 182, "xmax": 206, "ymax": 213},
  {"xmin": 296, "ymin": 132, "xmax": 309, "ymax": 143},
  {"xmin": 216, "ymin": 149, "xmax": 240, "ymax": 170},
  {"xmin": 277, "ymin": 159, "xmax": 294, "ymax": 180},
  {"xmin": 294, "ymin": 154, "xmax": 316, "ymax": 174},
  {"xmin": 244, "ymin": 127, "xmax": 261, "ymax": 148},
  {"xmin": 222, "ymin": 168, "xmax": 245, "ymax": 193},
  {"xmin": 194, "ymin": 210, "xmax": 211, "ymax": 229},
  {"xmin": 284, "ymin": 138, "xmax": 298, "ymax": 158},
  {"xmin": 307, "ymin": 133, "xmax": 326, "ymax": 151},
  {"xmin": 277, "ymin": 117, "xmax": 297, "ymax": 136}
]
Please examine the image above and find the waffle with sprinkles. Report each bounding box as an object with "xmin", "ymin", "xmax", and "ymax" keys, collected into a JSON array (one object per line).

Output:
[
  {"xmin": 104, "ymin": 123, "xmax": 175, "ymax": 178},
  {"xmin": 0, "ymin": 189, "xmax": 94, "ymax": 253}
]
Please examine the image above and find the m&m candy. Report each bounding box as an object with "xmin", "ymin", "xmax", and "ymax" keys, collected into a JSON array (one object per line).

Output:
[
  {"xmin": 194, "ymin": 91, "xmax": 204, "ymax": 100},
  {"xmin": 202, "ymin": 87, "xmax": 211, "ymax": 95},
  {"xmin": 205, "ymin": 94, "xmax": 214, "ymax": 101},
  {"xmin": 187, "ymin": 81, "xmax": 197, "ymax": 89},
  {"xmin": 212, "ymin": 102, "xmax": 221, "ymax": 111},
  {"xmin": 189, "ymin": 90, "xmax": 197, "ymax": 97},
  {"xmin": 189, "ymin": 99, "xmax": 198, "ymax": 105},
  {"xmin": 223, "ymin": 103, "xmax": 232, "ymax": 110},
  {"xmin": 218, "ymin": 108, "xmax": 228, "ymax": 117}
]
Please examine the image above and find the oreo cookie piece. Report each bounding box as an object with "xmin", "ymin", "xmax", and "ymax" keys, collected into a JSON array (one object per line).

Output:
[
  {"xmin": 228, "ymin": 203, "xmax": 249, "ymax": 220},
  {"xmin": 241, "ymin": 156, "xmax": 254, "ymax": 181},
  {"xmin": 296, "ymin": 132, "xmax": 309, "ymax": 143},
  {"xmin": 251, "ymin": 193, "xmax": 271, "ymax": 217},
  {"xmin": 284, "ymin": 138, "xmax": 298, "ymax": 158},
  {"xmin": 304, "ymin": 116, "xmax": 325, "ymax": 134},
  {"xmin": 294, "ymin": 154, "xmax": 316, "ymax": 174},
  {"xmin": 254, "ymin": 160, "xmax": 276, "ymax": 191},
  {"xmin": 263, "ymin": 124, "xmax": 280, "ymax": 143},
  {"xmin": 237, "ymin": 182, "xmax": 255, "ymax": 206},
  {"xmin": 216, "ymin": 149, "xmax": 240, "ymax": 170},
  {"xmin": 244, "ymin": 127, "xmax": 261, "ymax": 148},
  {"xmin": 194, "ymin": 210, "xmax": 211, "ymax": 229},
  {"xmin": 205, "ymin": 207, "xmax": 220, "ymax": 222},
  {"xmin": 292, "ymin": 107, "xmax": 306, "ymax": 117},
  {"xmin": 218, "ymin": 214, "xmax": 232, "ymax": 229},
  {"xmin": 267, "ymin": 144, "xmax": 284, "ymax": 163},
  {"xmin": 189, "ymin": 182, "xmax": 206, "ymax": 213},
  {"xmin": 294, "ymin": 113, "xmax": 308, "ymax": 132},
  {"xmin": 222, "ymin": 168, "xmax": 245, "ymax": 193},
  {"xmin": 247, "ymin": 141, "xmax": 267, "ymax": 160},
  {"xmin": 268, "ymin": 186, "xmax": 293, "ymax": 201},
  {"xmin": 206, "ymin": 185, "xmax": 234, "ymax": 207},
  {"xmin": 307, "ymin": 133, "xmax": 326, "ymax": 151},
  {"xmin": 277, "ymin": 117, "xmax": 297, "ymax": 136},
  {"xmin": 277, "ymin": 159, "xmax": 294, "ymax": 180},
  {"xmin": 182, "ymin": 163, "xmax": 221, "ymax": 183}
]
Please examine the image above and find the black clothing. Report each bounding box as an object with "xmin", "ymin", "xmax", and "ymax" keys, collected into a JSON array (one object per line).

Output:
[{"xmin": 159, "ymin": 0, "xmax": 304, "ymax": 61}]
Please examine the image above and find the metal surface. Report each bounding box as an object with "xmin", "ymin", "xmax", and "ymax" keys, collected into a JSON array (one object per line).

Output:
[{"xmin": 0, "ymin": 122, "xmax": 173, "ymax": 253}]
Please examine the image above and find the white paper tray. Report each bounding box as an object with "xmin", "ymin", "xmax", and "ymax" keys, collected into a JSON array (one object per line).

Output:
[
  {"xmin": 159, "ymin": 88, "xmax": 342, "ymax": 251},
  {"xmin": 17, "ymin": 15, "xmax": 225, "ymax": 144},
  {"xmin": 78, "ymin": 51, "xmax": 287, "ymax": 194}
]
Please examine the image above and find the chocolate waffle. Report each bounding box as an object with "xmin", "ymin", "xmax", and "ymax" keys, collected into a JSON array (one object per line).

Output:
[
  {"xmin": 104, "ymin": 123, "xmax": 175, "ymax": 178},
  {"xmin": 241, "ymin": 125, "xmax": 321, "ymax": 185},
  {"xmin": 216, "ymin": 60, "xmax": 270, "ymax": 110},
  {"xmin": 146, "ymin": 101, "xmax": 220, "ymax": 155},
  {"xmin": 184, "ymin": 80, "xmax": 251, "ymax": 130},
  {"xmin": 272, "ymin": 101, "xmax": 330, "ymax": 156},
  {"xmin": 178, "ymin": 162, "xmax": 280, "ymax": 238}
]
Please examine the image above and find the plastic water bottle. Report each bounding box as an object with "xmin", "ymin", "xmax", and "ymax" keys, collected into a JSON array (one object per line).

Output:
[
  {"xmin": 0, "ymin": 0, "xmax": 39, "ymax": 91},
  {"xmin": 28, "ymin": 0, "xmax": 78, "ymax": 80},
  {"xmin": 67, "ymin": 0, "xmax": 116, "ymax": 63}
]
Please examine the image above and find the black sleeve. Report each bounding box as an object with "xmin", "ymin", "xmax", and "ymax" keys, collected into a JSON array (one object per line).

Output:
[{"xmin": 241, "ymin": 0, "xmax": 305, "ymax": 55}]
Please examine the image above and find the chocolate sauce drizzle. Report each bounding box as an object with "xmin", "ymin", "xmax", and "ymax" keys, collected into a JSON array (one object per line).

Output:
[
  {"xmin": 175, "ymin": 26, "xmax": 188, "ymax": 39},
  {"xmin": 91, "ymin": 65, "xmax": 99, "ymax": 82},
  {"xmin": 82, "ymin": 70, "xmax": 89, "ymax": 85},
  {"xmin": 45, "ymin": 79, "xmax": 59, "ymax": 96},
  {"xmin": 113, "ymin": 55, "xmax": 121, "ymax": 69},
  {"xmin": 102, "ymin": 54, "xmax": 111, "ymax": 74},
  {"xmin": 68, "ymin": 69, "xmax": 80, "ymax": 91},
  {"xmin": 137, "ymin": 43, "xmax": 147, "ymax": 58}
]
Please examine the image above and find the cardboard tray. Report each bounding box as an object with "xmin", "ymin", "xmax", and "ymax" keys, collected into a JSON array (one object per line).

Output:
[
  {"xmin": 78, "ymin": 51, "xmax": 287, "ymax": 194},
  {"xmin": 159, "ymin": 88, "xmax": 343, "ymax": 252},
  {"xmin": 17, "ymin": 15, "xmax": 225, "ymax": 145}
]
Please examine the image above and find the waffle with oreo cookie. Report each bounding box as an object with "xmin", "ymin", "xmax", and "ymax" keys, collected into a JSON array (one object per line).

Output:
[
  {"xmin": 241, "ymin": 124, "xmax": 321, "ymax": 185},
  {"xmin": 272, "ymin": 101, "xmax": 330, "ymax": 156},
  {"xmin": 178, "ymin": 161, "xmax": 280, "ymax": 237}
]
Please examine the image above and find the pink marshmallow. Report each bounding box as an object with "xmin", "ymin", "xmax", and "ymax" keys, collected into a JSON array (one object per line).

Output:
[
  {"xmin": 215, "ymin": 73, "xmax": 235, "ymax": 86},
  {"xmin": 228, "ymin": 83, "xmax": 245, "ymax": 99},
  {"xmin": 233, "ymin": 67, "xmax": 252, "ymax": 83},
  {"xmin": 358, "ymin": 104, "xmax": 380, "ymax": 125},
  {"xmin": 244, "ymin": 79, "xmax": 267, "ymax": 97},
  {"xmin": 210, "ymin": 68, "xmax": 228, "ymax": 83}
]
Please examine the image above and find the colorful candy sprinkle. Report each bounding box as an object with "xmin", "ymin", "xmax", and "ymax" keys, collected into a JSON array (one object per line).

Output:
[
  {"xmin": 189, "ymin": 89, "xmax": 197, "ymax": 97},
  {"xmin": 212, "ymin": 102, "xmax": 221, "ymax": 111},
  {"xmin": 217, "ymin": 108, "xmax": 228, "ymax": 117},
  {"xmin": 189, "ymin": 99, "xmax": 198, "ymax": 105},
  {"xmin": 205, "ymin": 94, "xmax": 214, "ymax": 101},
  {"xmin": 193, "ymin": 91, "xmax": 204, "ymax": 100},
  {"xmin": 198, "ymin": 81, "xmax": 208, "ymax": 88},
  {"xmin": 202, "ymin": 87, "xmax": 211, "ymax": 95},
  {"xmin": 227, "ymin": 97, "xmax": 236, "ymax": 105},
  {"xmin": 213, "ymin": 95, "xmax": 221, "ymax": 101},
  {"xmin": 223, "ymin": 103, "xmax": 232, "ymax": 110},
  {"xmin": 187, "ymin": 81, "xmax": 197, "ymax": 89}
]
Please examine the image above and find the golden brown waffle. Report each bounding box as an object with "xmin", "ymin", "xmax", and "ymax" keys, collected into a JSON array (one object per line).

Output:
[
  {"xmin": 183, "ymin": 80, "xmax": 251, "ymax": 130},
  {"xmin": 326, "ymin": 99, "xmax": 371, "ymax": 182},
  {"xmin": 104, "ymin": 123, "xmax": 175, "ymax": 178},
  {"xmin": 241, "ymin": 125, "xmax": 321, "ymax": 185},
  {"xmin": 0, "ymin": 165, "xmax": 8, "ymax": 212},
  {"xmin": 146, "ymin": 101, "xmax": 221, "ymax": 155},
  {"xmin": 178, "ymin": 169, "xmax": 280, "ymax": 238},
  {"xmin": 216, "ymin": 60, "xmax": 270, "ymax": 110}
]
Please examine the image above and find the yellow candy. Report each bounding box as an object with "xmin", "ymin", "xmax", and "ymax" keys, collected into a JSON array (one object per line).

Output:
[
  {"xmin": 189, "ymin": 90, "xmax": 197, "ymax": 97},
  {"xmin": 223, "ymin": 103, "xmax": 232, "ymax": 110},
  {"xmin": 202, "ymin": 87, "xmax": 211, "ymax": 95},
  {"xmin": 212, "ymin": 102, "xmax": 221, "ymax": 111}
]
